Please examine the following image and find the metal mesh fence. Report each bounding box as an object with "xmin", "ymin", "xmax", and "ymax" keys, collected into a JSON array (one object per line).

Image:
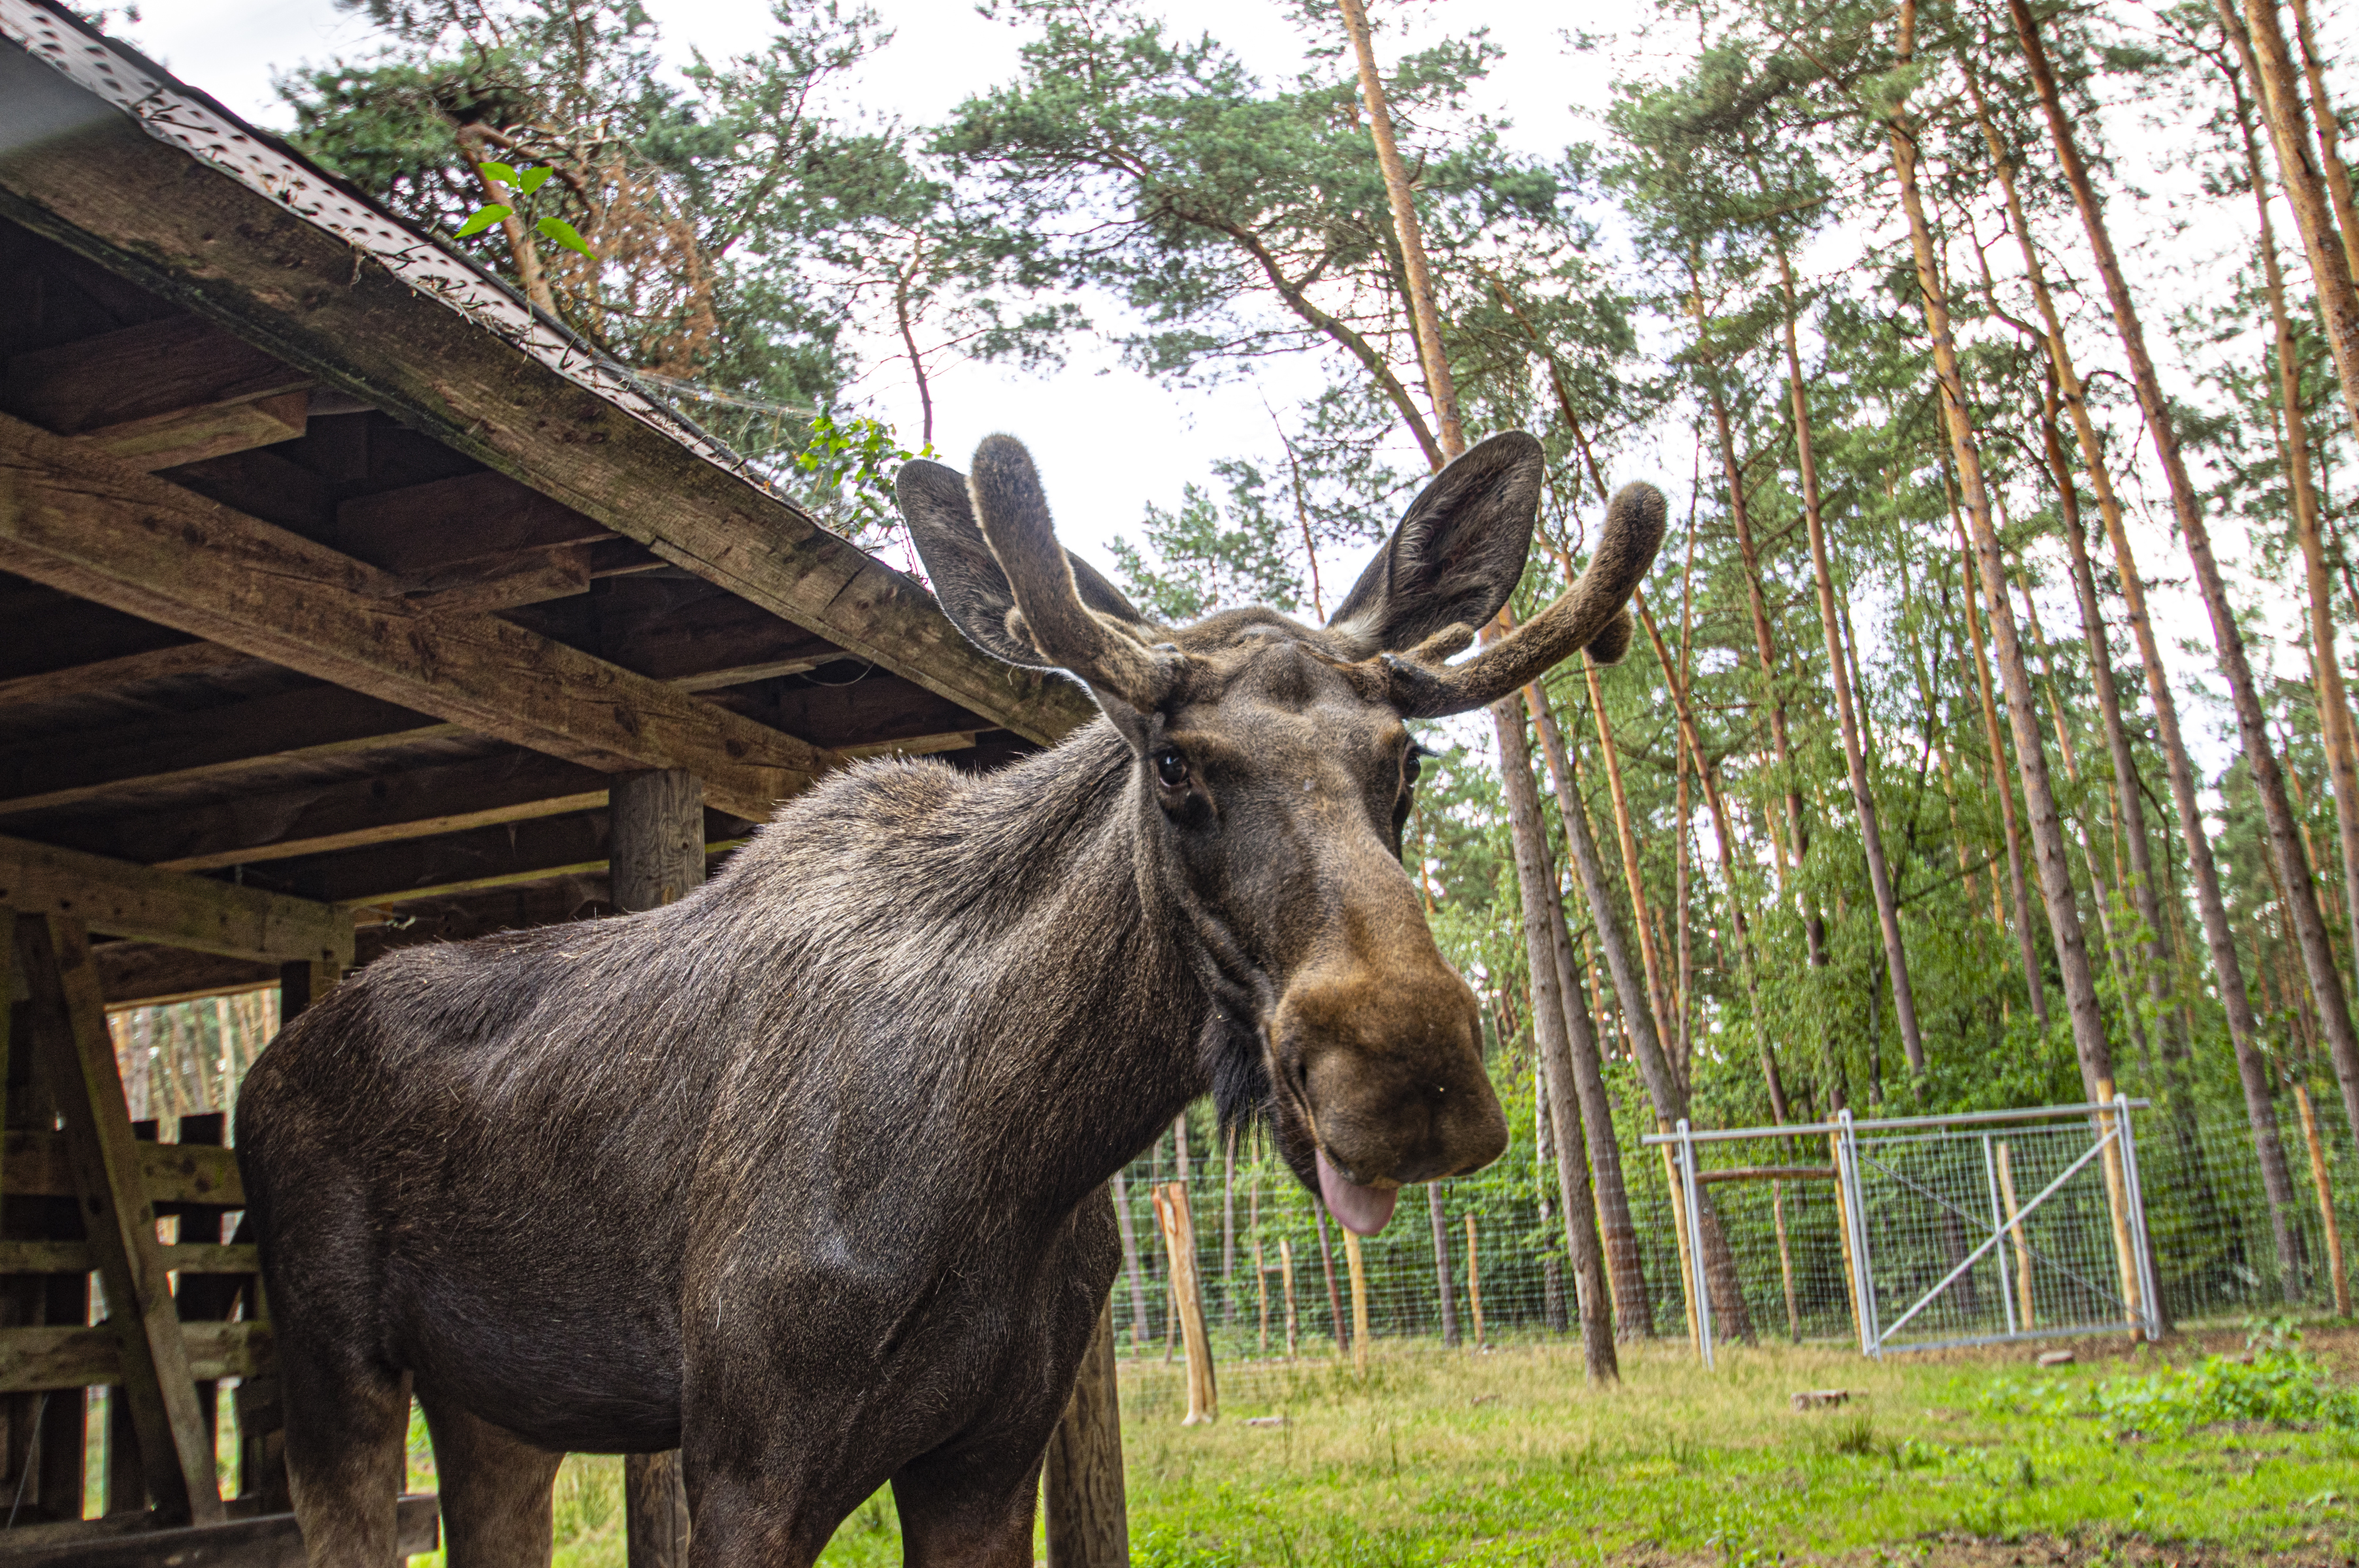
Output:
[{"xmin": 1111, "ymin": 1094, "xmax": 2358, "ymax": 1362}]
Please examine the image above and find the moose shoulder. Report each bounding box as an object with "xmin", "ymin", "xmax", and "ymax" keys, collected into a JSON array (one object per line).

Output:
[{"xmin": 235, "ymin": 429, "xmax": 1664, "ymax": 1568}]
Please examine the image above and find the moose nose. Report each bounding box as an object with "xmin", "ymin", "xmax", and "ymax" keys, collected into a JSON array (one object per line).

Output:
[{"xmin": 1274, "ymin": 958, "xmax": 1508, "ymax": 1198}]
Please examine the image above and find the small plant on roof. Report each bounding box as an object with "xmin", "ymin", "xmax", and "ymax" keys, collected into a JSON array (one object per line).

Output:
[{"xmin": 454, "ymin": 161, "xmax": 595, "ymax": 259}]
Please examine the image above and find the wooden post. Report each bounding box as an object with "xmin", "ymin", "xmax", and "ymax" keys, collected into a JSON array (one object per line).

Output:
[
  {"xmin": 1279, "ymin": 1239, "xmax": 1297, "ymax": 1359},
  {"xmin": 1155, "ymin": 1184, "xmax": 1215, "ymax": 1422},
  {"xmin": 1343, "ymin": 1231, "xmax": 1370, "ymax": 1375},
  {"xmin": 1463, "ymin": 1214, "xmax": 1485, "ymax": 1349},
  {"xmin": 1772, "ymin": 1180, "xmax": 1800, "ymax": 1343},
  {"xmin": 1828, "ymin": 1133, "xmax": 1864, "ymax": 1348},
  {"xmin": 1044, "ymin": 1297, "xmax": 1128, "ymax": 1568},
  {"xmin": 1660, "ymin": 1143, "xmax": 1700, "ymax": 1354},
  {"xmin": 14, "ymin": 915, "xmax": 222, "ymax": 1525},
  {"xmin": 1112, "ymin": 1170, "xmax": 1149, "ymax": 1347},
  {"xmin": 2296, "ymin": 1084, "xmax": 2351, "ymax": 1314},
  {"xmin": 1427, "ymin": 1186, "xmax": 1459, "ymax": 1348},
  {"xmin": 1314, "ymin": 1207, "xmax": 1345, "ymax": 1357},
  {"xmin": 2093, "ymin": 1081, "xmax": 2143, "ymax": 1329},
  {"xmin": 1998, "ymin": 1141, "xmax": 2034, "ymax": 1328},
  {"xmin": 622, "ymin": 1454, "xmax": 691, "ymax": 1568},
  {"xmin": 613, "ymin": 769, "xmax": 702, "ymax": 1568},
  {"xmin": 1254, "ymin": 1241, "xmax": 1268, "ymax": 1357}
]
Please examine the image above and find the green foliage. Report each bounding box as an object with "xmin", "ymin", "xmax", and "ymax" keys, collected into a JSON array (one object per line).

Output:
[
  {"xmin": 789, "ymin": 412, "xmax": 932, "ymax": 547},
  {"xmin": 1992, "ymin": 1327, "xmax": 2359, "ymax": 1439}
]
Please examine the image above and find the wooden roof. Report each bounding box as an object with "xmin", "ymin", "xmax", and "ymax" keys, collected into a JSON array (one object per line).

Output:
[{"xmin": 0, "ymin": 0, "xmax": 1095, "ymax": 1006}]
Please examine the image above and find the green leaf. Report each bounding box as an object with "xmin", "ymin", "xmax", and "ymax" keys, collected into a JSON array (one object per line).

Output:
[
  {"xmin": 535, "ymin": 215, "xmax": 596, "ymax": 257},
  {"xmin": 453, "ymin": 204, "xmax": 512, "ymax": 238},
  {"xmin": 478, "ymin": 161, "xmax": 518, "ymax": 185},
  {"xmin": 516, "ymin": 165, "xmax": 553, "ymax": 194}
]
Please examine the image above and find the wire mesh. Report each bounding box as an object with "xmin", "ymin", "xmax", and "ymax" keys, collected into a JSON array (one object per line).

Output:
[{"xmin": 1113, "ymin": 1094, "xmax": 2359, "ymax": 1366}]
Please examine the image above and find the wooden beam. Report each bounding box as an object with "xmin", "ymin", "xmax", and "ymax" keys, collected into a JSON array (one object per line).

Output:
[
  {"xmin": 0, "ymin": 834, "xmax": 350, "ymax": 966},
  {"xmin": 86, "ymin": 391, "xmax": 309, "ymax": 473},
  {"xmin": 0, "ymin": 1494, "xmax": 438, "ymax": 1567},
  {"xmin": 233, "ymin": 808, "xmax": 744, "ymax": 906},
  {"xmin": 50, "ymin": 751, "xmax": 612, "ymax": 872},
  {"xmin": 91, "ymin": 944, "xmax": 278, "ymax": 1010},
  {"xmin": 2, "ymin": 314, "xmax": 314, "ymax": 471},
  {"xmin": 325, "ymin": 470, "xmax": 610, "ymax": 574},
  {"xmin": 13, "ymin": 916, "xmax": 223, "ymax": 1524},
  {"xmin": 0, "ymin": 640, "xmax": 249, "ymax": 706},
  {"xmin": 0, "ymin": 1320, "xmax": 269, "ymax": 1394},
  {"xmin": 0, "ymin": 414, "xmax": 831, "ymax": 820},
  {"xmin": 3, "ymin": 1130, "xmax": 245, "ymax": 1207},
  {"xmin": 0, "ymin": 108, "xmax": 1097, "ymax": 744},
  {"xmin": 0, "ymin": 685, "xmax": 453, "ymax": 818},
  {"xmin": 0, "ymin": 1241, "xmax": 259, "ymax": 1275}
]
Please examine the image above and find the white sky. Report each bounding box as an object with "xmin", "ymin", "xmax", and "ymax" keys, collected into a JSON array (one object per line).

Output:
[{"xmin": 110, "ymin": 0, "xmax": 2345, "ymax": 786}]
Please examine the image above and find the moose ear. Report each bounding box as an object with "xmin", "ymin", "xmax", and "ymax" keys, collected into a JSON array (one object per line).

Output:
[
  {"xmin": 896, "ymin": 457, "xmax": 1156, "ymax": 669},
  {"xmin": 1325, "ymin": 431, "xmax": 1545, "ymax": 656}
]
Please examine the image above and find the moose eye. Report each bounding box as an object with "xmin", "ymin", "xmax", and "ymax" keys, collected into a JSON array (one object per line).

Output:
[
  {"xmin": 1402, "ymin": 744, "xmax": 1428, "ymax": 788},
  {"xmin": 1154, "ymin": 748, "xmax": 1189, "ymax": 789}
]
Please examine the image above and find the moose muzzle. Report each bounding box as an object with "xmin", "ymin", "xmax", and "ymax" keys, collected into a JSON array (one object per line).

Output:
[{"xmin": 1273, "ymin": 951, "xmax": 1508, "ymax": 1235}]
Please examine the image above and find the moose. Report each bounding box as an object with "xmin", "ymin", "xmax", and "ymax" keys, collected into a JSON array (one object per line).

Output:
[{"xmin": 234, "ymin": 428, "xmax": 1664, "ymax": 1567}]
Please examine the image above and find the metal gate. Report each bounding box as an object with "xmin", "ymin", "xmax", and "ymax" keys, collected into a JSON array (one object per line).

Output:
[{"xmin": 1647, "ymin": 1100, "xmax": 2162, "ymax": 1364}]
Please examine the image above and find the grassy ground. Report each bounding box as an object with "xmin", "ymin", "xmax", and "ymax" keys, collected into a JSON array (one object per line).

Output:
[{"xmin": 409, "ymin": 1325, "xmax": 2359, "ymax": 1567}]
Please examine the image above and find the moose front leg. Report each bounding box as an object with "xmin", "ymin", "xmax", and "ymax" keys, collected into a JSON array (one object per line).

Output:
[{"xmin": 889, "ymin": 1438, "xmax": 1049, "ymax": 1568}]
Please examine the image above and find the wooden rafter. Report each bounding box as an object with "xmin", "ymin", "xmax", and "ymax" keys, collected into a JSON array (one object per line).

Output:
[
  {"xmin": 0, "ymin": 415, "xmax": 833, "ymax": 820},
  {"xmin": 3, "ymin": 313, "xmax": 313, "ymax": 472},
  {"xmin": 0, "ymin": 105, "xmax": 1096, "ymax": 745},
  {"xmin": 1, "ymin": 832, "xmax": 349, "ymax": 964}
]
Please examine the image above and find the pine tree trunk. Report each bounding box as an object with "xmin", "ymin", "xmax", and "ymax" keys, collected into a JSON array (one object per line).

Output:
[
  {"xmin": 1970, "ymin": 60, "xmax": 2303, "ymax": 1298},
  {"xmin": 1774, "ymin": 242, "xmax": 1927, "ymax": 1081},
  {"xmin": 1634, "ymin": 596, "xmax": 1790, "ymax": 1119},
  {"xmin": 1951, "ymin": 491, "xmax": 2051, "ymax": 1028},
  {"xmin": 2020, "ymin": 0, "xmax": 2359, "ymax": 1147},
  {"xmin": 1494, "ymin": 699, "xmax": 1619, "ymax": 1381},
  {"xmin": 2223, "ymin": 30, "xmax": 2359, "ymax": 1028},
  {"xmin": 1579, "ymin": 659, "xmax": 1674, "ymax": 1036},
  {"xmin": 1890, "ymin": 0, "xmax": 2115, "ymax": 1102},
  {"xmin": 1537, "ymin": 687, "xmax": 1755, "ymax": 1343},
  {"xmin": 1532, "ymin": 706, "xmax": 1655, "ymax": 1335}
]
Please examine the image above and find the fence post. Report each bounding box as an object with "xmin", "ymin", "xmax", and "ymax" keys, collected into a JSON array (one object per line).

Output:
[
  {"xmin": 2295, "ymin": 1083, "xmax": 2351, "ymax": 1315},
  {"xmin": 1996, "ymin": 1141, "xmax": 2033, "ymax": 1328},
  {"xmin": 1676, "ymin": 1119, "xmax": 1713, "ymax": 1369},
  {"xmin": 1658, "ymin": 1136, "xmax": 1700, "ymax": 1354},
  {"xmin": 2115, "ymin": 1094, "xmax": 2164, "ymax": 1339},
  {"xmin": 2092, "ymin": 1081, "xmax": 2144, "ymax": 1333},
  {"xmin": 1155, "ymin": 1183, "xmax": 1216, "ymax": 1422},
  {"xmin": 1279, "ymin": 1238, "xmax": 1298, "ymax": 1360},
  {"xmin": 1836, "ymin": 1109, "xmax": 1879, "ymax": 1358},
  {"xmin": 1464, "ymin": 1213, "xmax": 1485, "ymax": 1349},
  {"xmin": 1343, "ymin": 1230, "xmax": 1370, "ymax": 1373},
  {"xmin": 1828, "ymin": 1127, "xmax": 1862, "ymax": 1352},
  {"xmin": 1981, "ymin": 1134, "xmax": 2017, "ymax": 1339},
  {"xmin": 1770, "ymin": 1179, "xmax": 1800, "ymax": 1343}
]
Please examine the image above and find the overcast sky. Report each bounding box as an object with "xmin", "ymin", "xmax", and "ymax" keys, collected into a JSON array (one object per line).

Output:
[
  {"xmin": 103, "ymin": 0, "xmax": 2327, "ymax": 785},
  {"xmin": 120, "ymin": 0, "xmax": 1638, "ymax": 587}
]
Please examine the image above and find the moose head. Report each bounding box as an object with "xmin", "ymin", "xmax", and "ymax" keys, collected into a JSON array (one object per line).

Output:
[{"xmin": 899, "ymin": 431, "xmax": 1665, "ymax": 1233}]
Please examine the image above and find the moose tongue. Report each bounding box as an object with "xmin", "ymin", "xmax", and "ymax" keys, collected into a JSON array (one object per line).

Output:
[{"xmin": 1316, "ymin": 1148, "xmax": 1397, "ymax": 1236}]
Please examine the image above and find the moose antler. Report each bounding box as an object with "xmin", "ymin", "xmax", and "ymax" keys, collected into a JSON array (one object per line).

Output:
[
  {"xmin": 967, "ymin": 434, "xmax": 1187, "ymax": 710},
  {"xmin": 1381, "ymin": 481, "xmax": 1668, "ymax": 718}
]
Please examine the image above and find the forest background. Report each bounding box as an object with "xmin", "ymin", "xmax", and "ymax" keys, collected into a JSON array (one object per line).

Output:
[{"xmin": 84, "ymin": 0, "xmax": 2359, "ymax": 1352}]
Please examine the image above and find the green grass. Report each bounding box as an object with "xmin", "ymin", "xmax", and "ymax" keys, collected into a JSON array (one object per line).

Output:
[{"xmin": 409, "ymin": 1327, "xmax": 2359, "ymax": 1567}]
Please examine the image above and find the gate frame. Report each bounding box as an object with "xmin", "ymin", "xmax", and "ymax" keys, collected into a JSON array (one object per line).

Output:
[{"xmin": 1645, "ymin": 1098, "xmax": 2162, "ymax": 1363}]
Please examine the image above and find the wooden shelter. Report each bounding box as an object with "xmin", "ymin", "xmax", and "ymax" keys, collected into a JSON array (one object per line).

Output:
[{"xmin": 0, "ymin": 2, "xmax": 1126, "ymax": 1561}]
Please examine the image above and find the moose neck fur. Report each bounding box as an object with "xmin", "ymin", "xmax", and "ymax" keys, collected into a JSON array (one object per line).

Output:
[{"xmin": 706, "ymin": 714, "xmax": 1233, "ymax": 1222}]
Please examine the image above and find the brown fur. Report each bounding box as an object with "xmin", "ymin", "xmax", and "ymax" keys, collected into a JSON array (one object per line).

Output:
[{"xmin": 233, "ymin": 430, "xmax": 1658, "ymax": 1568}]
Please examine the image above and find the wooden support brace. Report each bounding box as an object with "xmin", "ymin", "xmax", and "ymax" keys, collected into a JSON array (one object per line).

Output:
[
  {"xmin": 1043, "ymin": 1293, "xmax": 1127, "ymax": 1568},
  {"xmin": 12, "ymin": 916, "xmax": 221, "ymax": 1525},
  {"xmin": 0, "ymin": 834, "xmax": 350, "ymax": 968}
]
